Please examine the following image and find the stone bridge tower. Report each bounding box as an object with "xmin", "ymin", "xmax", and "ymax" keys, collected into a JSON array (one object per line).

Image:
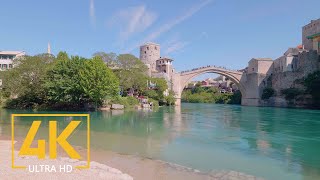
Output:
[{"xmin": 140, "ymin": 42, "xmax": 160, "ymax": 76}]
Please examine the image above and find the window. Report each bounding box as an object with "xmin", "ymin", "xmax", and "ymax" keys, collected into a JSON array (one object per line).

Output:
[
  {"xmin": 3, "ymin": 64, "xmax": 7, "ymax": 69},
  {"xmin": 147, "ymin": 47, "xmax": 149, "ymax": 50},
  {"xmin": 155, "ymin": 46, "xmax": 157, "ymax": 50},
  {"xmin": 145, "ymin": 51, "xmax": 146, "ymax": 54},
  {"xmin": 252, "ymin": 68, "xmax": 254, "ymax": 71}
]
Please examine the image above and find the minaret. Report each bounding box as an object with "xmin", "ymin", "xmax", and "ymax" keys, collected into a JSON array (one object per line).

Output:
[{"xmin": 47, "ymin": 42, "xmax": 51, "ymax": 54}]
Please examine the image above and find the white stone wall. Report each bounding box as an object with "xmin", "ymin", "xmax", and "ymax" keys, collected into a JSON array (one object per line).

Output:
[
  {"xmin": 248, "ymin": 59, "xmax": 258, "ymax": 73},
  {"xmin": 302, "ymin": 19, "xmax": 320, "ymax": 50},
  {"xmin": 248, "ymin": 58, "xmax": 273, "ymax": 75}
]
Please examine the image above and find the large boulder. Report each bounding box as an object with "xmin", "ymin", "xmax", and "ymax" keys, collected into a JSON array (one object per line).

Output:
[{"xmin": 111, "ymin": 104, "xmax": 125, "ymax": 109}]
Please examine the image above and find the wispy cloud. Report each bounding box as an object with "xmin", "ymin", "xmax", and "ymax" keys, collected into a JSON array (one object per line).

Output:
[
  {"xmin": 108, "ymin": 5, "xmax": 157, "ymax": 44},
  {"xmin": 163, "ymin": 36, "xmax": 190, "ymax": 55},
  {"xmin": 163, "ymin": 31, "xmax": 208, "ymax": 56},
  {"xmin": 125, "ymin": 0, "xmax": 213, "ymax": 52},
  {"xmin": 165, "ymin": 41, "xmax": 189, "ymax": 55},
  {"xmin": 89, "ymin": 0, "xmax": 96, "ymax": 28}
]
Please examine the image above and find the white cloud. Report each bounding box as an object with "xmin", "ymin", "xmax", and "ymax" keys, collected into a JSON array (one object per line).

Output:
[
  {"xmin": 163, "ymin": 37, "xmax": 189, "ymax": 55},
  {"xmin": 90, "ymin": 0, "xmax": 96, "ymax": 28},
  {"xmin": 201, "ymin": 31, "xmax": 208, "ymax": 38},
  {"xmin": 165, "ymin": 41, "xmax": 189, "ymax": 55},
  {"xmin": 125, "ymin": 0, "xmax": 213, "ymax": 52},
  {"xmin": 108, "ymin": 5, "xmax": 157, "ymax": 44}
]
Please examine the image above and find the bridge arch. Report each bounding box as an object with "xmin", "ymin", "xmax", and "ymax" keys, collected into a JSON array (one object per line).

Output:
[{"xmin": 173, "ymin": 66, "xmax": 246, "ymax": 105}]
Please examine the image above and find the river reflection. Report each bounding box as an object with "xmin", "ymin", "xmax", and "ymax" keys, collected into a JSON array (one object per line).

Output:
[{"xmin": 0, "ymin": 104, "xmax": 320, "ymax": 180}]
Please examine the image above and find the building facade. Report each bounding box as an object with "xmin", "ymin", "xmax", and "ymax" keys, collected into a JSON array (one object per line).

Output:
[
  {"xmin": 302, "ymin": 18, "xmax": 320, "ymax": 51},
  {"xmin": 0, "ymin": 51, "xmax": 26, "ymax": 87},
  {"xmin": 0, "ymin": 51, "xmax": 25, "ymax": 71},
  {"xmin": 247, "ymin": 58, "xmax": 273, "ymax": 75}
]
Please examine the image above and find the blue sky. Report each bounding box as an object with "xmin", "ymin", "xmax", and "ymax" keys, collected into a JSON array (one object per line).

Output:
[{"xmin": 1, "ymin": 0, "xmax": 319, "ymax": 73}]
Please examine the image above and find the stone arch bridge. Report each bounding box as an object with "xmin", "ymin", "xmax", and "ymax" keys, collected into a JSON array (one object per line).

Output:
[{"xmin": 171, "ymin": 65, "xmax": 264, "ymax": 106}]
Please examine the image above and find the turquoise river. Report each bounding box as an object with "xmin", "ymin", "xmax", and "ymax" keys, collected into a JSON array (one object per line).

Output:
[{"xmin": 1, "ymin": 103, "xmax": 320, "ymax": 180}]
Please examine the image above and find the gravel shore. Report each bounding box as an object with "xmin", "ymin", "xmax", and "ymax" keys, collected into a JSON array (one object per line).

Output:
[{"xmin": 0, "ymin": 140, "xmax": 264, "ymax": 180}]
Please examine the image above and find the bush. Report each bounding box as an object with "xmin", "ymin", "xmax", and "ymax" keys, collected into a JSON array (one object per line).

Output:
[
  {"xmin": 281, "ymin": 88, "xmax": 303, "ymax": 100},
  {"xmin": 110, "ymin": 96, "xmax": 139, "ymax": 108},
  {"xmin": 181, "ymin": 87, "xmax": 241, "ymax": 104},
  {"xmin": 261, "ymin": 87, "xmax": 275, "ymax": 100},
  {"xmin": 164, "ymin": 90, "xmax": 176, "ymax": 106},
  {"xmin": 126, "ymin": 96, "xmax": 139, "ymax": 106},
  {"xmin": 229, "ymin": 90, "xmax": 242, "ymax": 104},
  {"xmin": 304, "ymin": 71, "xmax": 320, "ymax": 108},
  {"xmin": 148, "ymin": 98, "xmax": 159, "ymax": 109}
]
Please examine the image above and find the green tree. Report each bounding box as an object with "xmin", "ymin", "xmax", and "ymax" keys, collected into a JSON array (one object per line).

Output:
[
  {"xmin": 45, "ymin": 55, "xmax": 119, "ymax": 109},
  {"xmin": 45, "ymin": 55, "xmax": 85, "ymax": 106},
  {"xmin": 181, "ymin": 86, "xmax": 241, "ymax": 104},
  {"xmin": 57, "ymin": 51, "xmax": 69, "ymax": 61},
  {"xmin": 150, "ymin": 77, "xmax": 168, "ymax": 100},
  {"xmin": 2, "ymin": 55, "xmax": 53, "ymax": 108},
  {"xmin": 304, "ymin": 71, "xmax": 320, "ymax": 108},
  {"xmin": 165, "ymin": 90, "xmax": 176, "ymax": 105},
  {"xmin": 93, "ymin": 52, "xmax": 117, "ymax": 67},
  {"xmin": 114, "ymin": 54, "xmax": 148, "ymax": 95},
  {"xmin": 261, "ymin": 87, "xmax": 275, "ymax": 100},
  {"xmin": 79, "ymin": 57, "xmax": 119, "ymax": 106}
]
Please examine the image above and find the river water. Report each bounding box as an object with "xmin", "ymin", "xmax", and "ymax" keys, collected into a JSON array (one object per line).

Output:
[{"xmin": 1, "ymin": 103, "xmax": 320, "ymax": 180}]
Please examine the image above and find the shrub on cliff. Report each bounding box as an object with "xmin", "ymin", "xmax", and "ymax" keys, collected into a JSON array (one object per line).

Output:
[
  {"xmin": 261, "ymin": 87, "xmax": 275, "ymax": 100},
  {"xmin": 281, "ymin": 88, "xmax": 304, "ymax": 100},
  {"xmin": 304, "ymin": 71, "xmax": 320, "ymax": 108}
]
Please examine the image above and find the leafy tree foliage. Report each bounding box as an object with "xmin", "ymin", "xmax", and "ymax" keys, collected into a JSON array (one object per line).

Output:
[
  {"xmin": 304, "ymin": 71, "xmax": 320, "ymax": 108},
  {"xmin": 79, "ymin": 56, "xmax": 119, "ymax": 104},
  {"xmin": 45, "ymin": 54, "xmax": 119, "ymax": 108},
  {"xmin": 143, "ymin": 77, "xmax": 170, "ymax": 105},
  {"xmin": 281, "ymin": 88, "xmax": 304, "ymax": 101},
  {"xmin": 2, "ymin": 52, "xmax": 119, "ymax": 109},
  {"xmin": 261, "ymin": 87, "xmax": 275, "ymax": 100},
  {"xmin": 182, "ymin": 86, "xmax": 241, "ymax": 104},
  {"xmin": 93, "ymin": 52, "xmax": 117, "ymax": 67},
  {"xmin": 1, "ymin": 55, "xmax": 53, "ymax": 108},
  {"xmin": 114, "ymin": 54, "xmax": 148, "ymax": 94}
]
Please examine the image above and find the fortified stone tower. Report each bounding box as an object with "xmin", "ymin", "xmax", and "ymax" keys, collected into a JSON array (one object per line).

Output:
[
  {"xmin": 302, "ymin": 18, "xmax": 320, "ymax": 50},
  {"xmin": 140, "ymin": 42, "xmax": 160, "ymax": 74}
]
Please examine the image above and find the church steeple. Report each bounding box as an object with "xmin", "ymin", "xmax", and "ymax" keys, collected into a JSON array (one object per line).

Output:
[{"xmin": 47, "ymin": 42, "xmax": 51, "ymax": 54}]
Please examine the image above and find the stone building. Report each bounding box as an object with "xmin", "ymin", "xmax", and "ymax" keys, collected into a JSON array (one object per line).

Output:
[
  {"xmin": 156, "ymin": 57, "xmax": 174, "ymax": 77},
  {"xmin": 247, "ymin": 58, "xmax": 273, "ymax": 75},
  {"xmin": 0, "ymin": 50, "xmax": 26, "ymax": 87},
  {"xmin": 302, "ymin": 18, "xmax": 320, "ymax": 51},
  {"xmin": 140, "ymin": 43, "xmax": 175, "ymax": 91},
  {"xmin": 273, "ymin": 47, "xmax": 307, "ymax": 73},
  {"xmin": 0, "ymin": 51, "xmax": 25, "ymax": 70},
  {"xmin": 139, "ymin": 42, "xmax": 160, "ymax": 75}
]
